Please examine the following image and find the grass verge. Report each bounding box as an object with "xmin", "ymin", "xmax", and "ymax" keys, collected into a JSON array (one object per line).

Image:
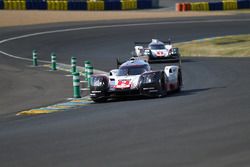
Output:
[{"xmin": 175, "ymin": 34, "xmax": 250, "ymax": 57}]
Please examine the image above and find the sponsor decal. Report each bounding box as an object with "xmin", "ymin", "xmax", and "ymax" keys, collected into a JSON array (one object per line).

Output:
[
  {"xmin": 156, "ymin": 51, "xmax": 165, "ymax": 57},
  {"xmin": 115, "ymin": 80, "xmax": 131, "ymax": 89}
]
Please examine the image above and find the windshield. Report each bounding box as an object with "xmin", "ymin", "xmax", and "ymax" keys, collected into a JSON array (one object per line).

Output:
[
  {"xmin": 149, "ymin": 44, "xmax": 165, "ymax": 50},
  {"xmin": 118, "ymin": 65, "xmax": 149, "ymax": 76}
]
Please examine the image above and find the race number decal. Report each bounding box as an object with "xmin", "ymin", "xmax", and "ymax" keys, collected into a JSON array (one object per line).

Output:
[
  {"xmin": 156, "ymin": 51, "xmax": 164, "ymax": 57},
  {"xmin": 115, "ymin": 80, "xmax": 131, "ymax": 89}
]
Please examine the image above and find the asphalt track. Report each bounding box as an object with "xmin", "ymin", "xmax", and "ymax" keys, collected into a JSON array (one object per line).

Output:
[{"xmin": 0, "ymin": 14, "xmax": 250, "ymax": 167}]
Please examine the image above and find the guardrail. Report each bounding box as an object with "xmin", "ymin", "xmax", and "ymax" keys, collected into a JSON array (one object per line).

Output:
[
  {"xmin": 0, "ymin": 0, "xmax": 158, "ymax": 10},
  {"xmin": 176, "ymin": 0, "xmax": 250, "ymax": 11}
]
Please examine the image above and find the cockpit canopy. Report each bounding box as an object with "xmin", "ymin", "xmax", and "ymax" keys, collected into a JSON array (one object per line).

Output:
[
  {"xmin": 117, "ymin": 60, "xmax": 150, "ymax": 76},
  {"xmin": 149, "ymin": 44, "xmax": 166, "ymax": 50}
]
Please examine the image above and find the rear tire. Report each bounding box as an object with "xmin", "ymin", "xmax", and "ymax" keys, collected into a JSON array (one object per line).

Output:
[
  {"xmin": 176, "ymin": 71, "xmax": 182, "ymax": 93},
  {"xmin": 157, "ymin": 73, "xmax": 167, "ymax": 98}
]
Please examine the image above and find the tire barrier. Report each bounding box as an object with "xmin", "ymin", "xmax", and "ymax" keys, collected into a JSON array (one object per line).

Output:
[
  {"xmin": 68, "ymin": 0, "xmax": 87, "ymax": 10},
  {"xmin": 223, "ymin": 0, "xmax": 237, "ymax": 10},
  {"xmin": 238, "ymin": 0, "xmax": 250, "ymax": 8},
  {"xmin": 47, "ymin": 0, "xmax": 68, "ymax": 10},
  {"xmin": 183, "ymin": 2, "xmax": 191, "ymax": 11},
  {"xmin": 104, "ymin": 0, "xmax": 121, "ymax": 10},
  {"xmin": 191, "ymin": 2, "xmax": 209, "ymax": 11},
  {"xmin": 26, "ymin": 0, "xmax": 47, "ymax": 10},
  {"xmin": 176, "ymin": 0, "xmax": 250, "ymax": 11},
  {"xmin": 0, "ymin": 0, "xmax": 3, "ymax": 9},
  {"xmin": 137, "ymin": 0, "xmax": 152, "ymax": 9},
  {"xmin": 176, "ymin": 3, "xmax": 183, "ymax": 11},
  {"xmin": 121, "ymin": 0, "xmax": 137, "ymax": 10},
  {"xmin": 3, "ymin": 0, "xmax": 26, "ymax": 10},
  {"xmin": 0, "ymin": 0, "xmax": 159, "ymax": 10},
  {"xmin": 209, "ymin": 2, "xmax": 223, "ymax": 10},
  {"xmin": 87, "ymin": 0, "xmax": 104, "ymax": 10}
]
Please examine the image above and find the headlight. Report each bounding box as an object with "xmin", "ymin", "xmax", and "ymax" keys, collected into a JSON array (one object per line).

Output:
[
  {"xmin": 142, "ymin": 73, "xmax": 155, "ymax": 84},
  {"xmin": 91, "ymin": 77, "xmax": 104, "ymax": 87},
  {"xmin": 171, "ymin": 48, "xmax": 179, "ymax": 54},
  {"xmin": 144, "ymin": 49, "xmax": 151, "ymax": 55},
  {"xmin": 145, "ymin": 76, "xmax": 152, "ymax": 83}
]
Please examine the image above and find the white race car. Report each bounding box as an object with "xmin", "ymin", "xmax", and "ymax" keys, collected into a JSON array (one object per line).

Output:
[
  {"xmin": 89, "ymin": 58, "xmax": 182, "ymax": 102},
  {"xmin": 134, "ymin": 39, "xmax": 180, "ymax": 62}
]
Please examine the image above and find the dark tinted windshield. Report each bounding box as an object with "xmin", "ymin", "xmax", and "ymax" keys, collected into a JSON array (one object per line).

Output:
[
  {"xmin": 118, "ymin": 65, "xmax": 149, "ymax": 76},
  {"xmin": 149, "ymin": 44, "xmax": 165, "ymax": 50}
]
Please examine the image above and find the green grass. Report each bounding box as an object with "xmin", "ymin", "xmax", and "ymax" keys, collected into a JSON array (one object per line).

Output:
[{"xmin": 175, "ymin": 34, "xmax": 250, "ymax": 57}]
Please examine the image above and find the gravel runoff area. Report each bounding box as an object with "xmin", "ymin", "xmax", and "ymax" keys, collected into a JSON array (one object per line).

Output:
[{"xmin": 0, "ymin": 10, "xmax": 237, "ymax": 28}]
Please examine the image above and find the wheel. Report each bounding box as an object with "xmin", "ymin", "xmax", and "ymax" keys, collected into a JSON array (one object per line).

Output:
[
  {"xmin": 157, "ymin": 73, "xmax": 167, "ymax": 97},
  {"xmin": 175, "ymin": 70, "xmax": 182, "ymax": 93}
]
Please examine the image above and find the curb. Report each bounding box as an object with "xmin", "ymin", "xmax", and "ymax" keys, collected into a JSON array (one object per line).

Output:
[
  {"xmin": 16, "ymin": 96, "xmax": 93, "ymax": 116},
  {"xmin": 16, "ymin": 63, "xmax": 107, "ymax": 116}
]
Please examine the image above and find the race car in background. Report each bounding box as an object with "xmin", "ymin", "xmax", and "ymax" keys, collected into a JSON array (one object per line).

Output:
[
  {"xmin": 89, "ymin": 58, "xmax": 182, "ymax": 102},
  {"xmin": 133, "ymin": 39, "xmax": 180, "ymax": 62}
]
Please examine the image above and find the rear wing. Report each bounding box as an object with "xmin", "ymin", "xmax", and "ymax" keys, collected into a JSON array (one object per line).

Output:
[
  {"xmin": 116, "ymin": 55, "xmax": 181, "ymax": 69},
  {"xmin": 134, "ymin": 39, "xmax": 172, "ymax": 46},
  {"xmin": 134, "ymin": 42, "xmax": 149, "ymax": 45},
  {"xmin": 116, "ymin": 57, "xmax": 149, "ymax": 68},
  {"xmin": 116, "ymin": 58, "xmax": 123, "ymax": 68}
]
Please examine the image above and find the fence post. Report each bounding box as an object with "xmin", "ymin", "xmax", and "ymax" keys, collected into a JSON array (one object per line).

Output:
[
  {"xmin": 51, "ymin": 52, "xmax": 57, "ymax": 71},
  {"xmin": 32, "ymin": 50, "xmax": 38, "ymax": 66},
  {"xmin": 84, "ymin": 60, "xmax": 91, "ymax": 81},
  {"xmin": 87, "ymin": 65, "xmax": 93, "ymax": 87},
  {"xmin": 73, "ymin": 72, "xmax": 81, "ymax": 98},
  {"xmin": 71, "ymin": 57, "xmax": 77, "ymax": 74}
]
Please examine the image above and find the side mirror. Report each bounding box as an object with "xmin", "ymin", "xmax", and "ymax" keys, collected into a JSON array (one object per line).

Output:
[
  {"xmin": 172, "ymin": 48, "xmax": 179, "ymax": 54},
  {"xmin": 109, "ymin": 69, "xmax": 118, "ymax": 76}
]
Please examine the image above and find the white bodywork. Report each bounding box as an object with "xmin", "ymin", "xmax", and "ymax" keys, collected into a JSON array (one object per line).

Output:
[
  {"xmin": 164, "ymin": 65, "xmax": 179, "ymax": 85},
  {"xmin": 135, "ymin": 46, "xmax": 144, "ymax": 56},
  {"xmin": 109, "ymin": 65, "xmax": 180, "ymax": 91},
  {"xmin": 134, "ymin": 39, "xmax": 173, "ymax": 58},
  {"xmin": 90, "ymin": 59, "xmax": 181, "ymax": 102},
  {"xmin": 109, "ymin": 71, "xmax": 141, "ymax": 91}
]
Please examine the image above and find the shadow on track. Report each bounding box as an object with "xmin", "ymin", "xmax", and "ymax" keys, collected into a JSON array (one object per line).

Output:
[
  {"xmin": 169, "ymin": 86, "xmax": 226, "ymax": 97},
  {"xmin": 91, "ymin": 86, "xmax": 226, "ymax": 104}
]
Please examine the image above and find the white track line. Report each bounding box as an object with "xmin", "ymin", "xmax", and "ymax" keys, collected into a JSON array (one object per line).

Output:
[
  {"xmin": 81, "ymin": 88, "xmax": 90, "ymax": 91},
  {"xmin": 0, "ymin": 18, "xmax": 250, "ymax": 66}
]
